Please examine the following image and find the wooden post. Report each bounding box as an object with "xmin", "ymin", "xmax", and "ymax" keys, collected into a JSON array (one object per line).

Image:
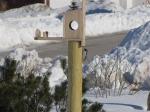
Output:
[
  {"xmin": 44, "ymin": 0, "xmax": 50, "ymax": 7},
  {"xmin": 43, "ymin": 31, "xmax": 48, "ymax": 38},
  {"xmin": 147, "ymin": 92, "xmax": 150, "ymax": 110},
  {"xmin": 68, "ymin": 41, "xmax": 83, "ymax": 112},
  {"xmin": 66, "ymin": 1, "xmax": 86, "ymax": 112},
  {"xmin": 35, "ymin": 29, "xmax": 41, "ymax": 38},
  {"xmin": 34, "ymin": 1, "xmax": 87, "ymax": 112}
]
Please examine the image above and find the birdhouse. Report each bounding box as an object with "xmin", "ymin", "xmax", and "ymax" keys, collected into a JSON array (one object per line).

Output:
[
  {"xmin": 64, "ymin": 9, "xmax": 83, "ymax": 40},
  {"xmin": 63, "ymin": 1, "xmax": 86, "ymax": 46},
  {"xmin": 44, "ymin": 0, "xmax": 50, "ymax": 7}
]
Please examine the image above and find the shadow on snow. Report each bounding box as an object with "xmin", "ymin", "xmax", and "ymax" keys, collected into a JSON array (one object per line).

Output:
[{"xmin": 102, "ymin": 102, "xmax": 143, "ymax": 110}]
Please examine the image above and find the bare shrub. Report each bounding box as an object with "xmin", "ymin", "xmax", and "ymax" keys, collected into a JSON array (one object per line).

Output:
[{"xmin": 86, "ymin": 54, "xmax": 138, "ymax": 97}]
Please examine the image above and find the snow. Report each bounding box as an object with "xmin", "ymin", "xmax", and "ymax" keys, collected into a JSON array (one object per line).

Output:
[
  {"xmin": 0, "ymin": 48, "xmax": 67, "ymax": 88},
  {"xmin": 0, "ymin": 48, "xmax": 149, "ymax": 112},
  {"xmin": 112, "ymin": 21, "xmax": 150, "ymax": 83},
  {"xmin": 86, "ymin": 91, "xmax": 149, "ymax": 112},
  {"xmin": 0, "ymin": 21, "xmax": 149, "ymax": 111},
  {"xmin": 86, "ymin": 12, "xmax": 150, "ymax": 112},
  {"xmin": 0, "ymin": 1, "xmax": 149, "ymax": 50},
  {"xmin": 51, "ymin": 0, "xmax": 71, "ymax": 9},
  {"xmin": 88, "ymin": 21, "xmax": 150, "ymax": 90},
  {"xmin": 49, "ymin": 59, "xmax": 67, "ymax": 87},
  {"xmin": 0, "ymin": 1, "xmax": 149, "ymax": 112},
  {"xmin": 0, "ymin": 4, "xmax": 51, "ymax": 19}
]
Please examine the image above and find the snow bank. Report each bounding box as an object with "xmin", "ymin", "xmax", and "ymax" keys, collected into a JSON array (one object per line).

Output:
[
  {"xmin": 86, "ymin": 5, "xmax": 150, "ymax": 36},
  {"xmin": 0, "ymin": 2, "xmax": 150, "ymax": 50},
  {"xmin": 0, "ymin": 16, "xmax": 63, "ymax": 49},
  {"xmin": 88, "ymin": 21, "xmax": 150, "ymax": 89},
  {"xmin": 115, "ymin": 21, "xmax": 150, "ymax": 86},
  {"xmin": 0, "ymin": 4, "xmax": 51, "ymax": 19},
  {"xmin": 0, "ymin": 48, "xmax": 67, "ymax": 88},
  {"xmin": 51, "ymin": 0, "xmax": 71, "ymax": 9}
]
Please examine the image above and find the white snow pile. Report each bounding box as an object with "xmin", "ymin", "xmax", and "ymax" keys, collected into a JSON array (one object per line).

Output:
[
  {"xmin": 0, "ymin": 15, "xmax": 62, "ymax": 49},
  {"xmin": 112, "ymin": 21, "xmax": 150, "ymax": 82},
  {"xmin": 0, "ymin": 4, "xmax": 52, "ymax": 19},
  {"xmin": 0, "ymin": 48, "xmax": 67, "ymax": 88},
  {"xmin": 0, "ymin": 2, "xmax": 149, "ymax": 50},
  {"xmin": 88, "ymin": 21, "xmax": 150, "ymax": 89},
  {"xmin": 86, "ymin": 5, "xmax": 150, "ymax": 36}
]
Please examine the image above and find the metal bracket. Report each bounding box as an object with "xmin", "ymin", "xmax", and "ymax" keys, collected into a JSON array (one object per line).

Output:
[{"xmin": 34, "ymin": 37, "xmax": 63, "ymax": 40}]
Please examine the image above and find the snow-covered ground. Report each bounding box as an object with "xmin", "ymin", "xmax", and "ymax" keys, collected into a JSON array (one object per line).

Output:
[
  {"xmin": 86, "ymin": 91, "xmax": 149, "ymax": 112},
  {"xmin": 0, "ymin": 1, "xmax": 150, "ymax": 50}
]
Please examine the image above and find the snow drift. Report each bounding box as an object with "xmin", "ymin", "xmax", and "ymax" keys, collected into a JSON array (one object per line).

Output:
[
  {"xmin": 88, "ymin": 21, "xmax": 150, "ymax": 89},
  {"xmin": 114, "ymin": 21, "xmax": 150, "ymax": 86}
]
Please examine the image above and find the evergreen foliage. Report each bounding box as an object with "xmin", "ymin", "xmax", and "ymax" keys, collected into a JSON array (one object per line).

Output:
[
  {"xmin": 82, "ymin": 98, "xmax": 105, "ymax": 112},
  {"xmin": 53, "ymin": 80, "xmax": 68, "ymax": 112},
  {"xmin": 82, "ymin": 78, "xmax": 88, "ymax": 95},
  {"xmin": 0, "ymin": 58, "xmax": 53, "ymax": 112},
  {"xmin": 54, "ymin": 58, "xmax": 105, "ymax": 112},
  {"xmin": 1, "ymin": 58, "xmax": 18, "ymax": 82},
  {"xmin": 88, "ymin": 102, "xmax": 104, "ymax": 112},
  {"xmin": 60, "ymin": 58, "xmax": 68, "ymax": 76},
  {"xmin": 82, "ymin": 98, "xmax": 89, "ymax": 112},
  {"xmin": 0, "ymin": 57, "xmax": 105, "ymax": 112}
]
